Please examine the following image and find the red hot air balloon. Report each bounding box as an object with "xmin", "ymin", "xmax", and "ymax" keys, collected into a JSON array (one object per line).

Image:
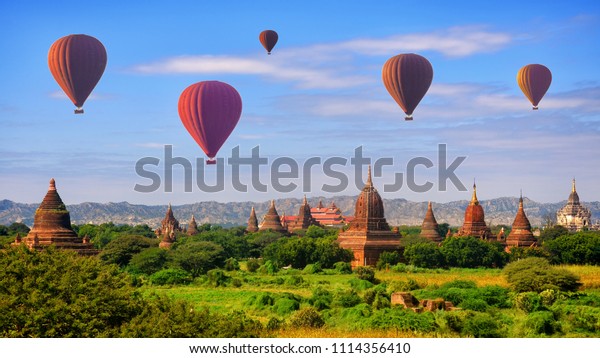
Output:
[
  {"xmin": 382, "ymin": 53, "xmax": 433, "ymax": 120},
  {"xmin": 259, "ymin": 30, "xmax": 278, "ymax": 55},
  {"xmin": 48, "ymin": 34, "xmax": 107, "ymax": 114},
  {"xmin": 517, "ymin": 64, "xmax": 552, "ymax": 110},
  {"xmin": 178, "ymin": 81, "xmax": 242, "ymax": 165}
]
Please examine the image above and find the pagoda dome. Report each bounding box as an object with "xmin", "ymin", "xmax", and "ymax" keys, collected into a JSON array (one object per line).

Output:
[
  {"xmin": 354, "ymin": 166, "xmax": 385, "ymax": 220},
  {"xmin": 568, "ymin": 179, "xmax": 580, "ymax": 204}
]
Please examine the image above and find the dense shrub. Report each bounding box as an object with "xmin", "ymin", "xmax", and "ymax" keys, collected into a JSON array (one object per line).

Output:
[
  {"xmin": 460, "ymin": 312, "xmax": 503, "ymax": 337},
  {"xmin": 289, "ymin": 307, "xmax": 325, "ymax": 328},
  {"xmin": 354, "ymin": 266, "xmax": 377, "ymax": 283},
  {"xmin": 334, "ymin": 289, "xmax": 362, "ymax": 308},
  {"xmin": 127, "ymin": 247, "xmax": 167, "ymax": 275},
  {"xmin": 503, "ymin": 257, "xmax": 582, "ymax": 293},
  {"xmin": 309, "ymin": 287, "xmax": 333, "ymax": 311},
  {"xmin": 150, "ymin": 268, "xmax": 193, "ymax": 286},
  {"xmin": 507, "ymin": 246, "xmax": 550, "ymax": 262},
  {"xmin": 404, "ymin": 242, "xmax": 445, "ymax": 268},
  {"xmin": 543, "ymin": 232, "xmax": 600, "ymax": 265},
  {"xmin": 440, "ymin": 236, "xmax": 508, "ymax": 268},
  {"xmin": 206, "ymin": 269, "xmax": 230, "ymax": 287},
  {"xmin": 514, "ymin": 292, "xmax": 543, "ymax": 313},
  {"xmin": 523, "ymin": 311, "xmax": 560, "ymax": 336},
  {"xmin": 375, "ymin": 251, "xmax": 401, "ymax": 270},
  {"xmin": 99, "ymin": 235, "xmax": 155, "ymax": 267},
  {"xmin": 245, "ymin": 258, "xmax": 261, "ymax": 272},
  {"xmin": 368, "ymin": 308, "xmax": 436, "ymax": 332},
  {"xmin": 333, "ymin": 261, "xmax": 352, "ymax": 274},
  {"xmin": 224, "ymin": 257, "xmax": 240, "ymax": 271}
]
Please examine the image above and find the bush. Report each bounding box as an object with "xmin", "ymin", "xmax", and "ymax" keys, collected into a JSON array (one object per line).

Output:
[
  {"xmin": 258, "ymin": 260, "xmax": 278, "ymax": 275},
  {"xmin": 309, "ymin": 287, "xmax": 333, "ymax": 311},
  {"xmin": 404, "ymin": 242, "xmax": 445, "ymax": 268},
  {"xmin": 150, "ymin": 268, "xmax": 193, "ymax": 286},
  {"xmin": 514, "ymin": 292, "xmax": 543, "ymax": 313},
  {"xmin": 224, "ymin": 257, "xmax": 240, "ymax": 271},
  {"xmin": 303, "ymin": 262, "xmax": 323, "ymax": 274},
  {"xmin": 245, "ymin": 258, "xmax": 261, "ymax": 273},
  {"xmin": 543, "ymin": 232, "xmax": 600, "ymax": 265},
  {"xmin": 334, "ymin": 289, "xmax": 362, "ymax": 308},
  {"xmin": 289, "ymin": 308, "xmax": 325, "ymax": 328},
  {"xmin": 503, "ymin": 258, "xmax": 582, "ymax": 293},
  {"xmin": 460, "ymin": 298, "xmax": 489, "ymax": 312},
  {"xmin": 354, "ymin": 266, "xmax": 377, "ymax": 283},
  {"xmin": 524, "ymin": 311, "xmax": 560, "ymax": 336},
  {"xmin": 375, "ymin": 251, "xmax": 401, "ymax": 270},
  {"xmin": 368, "ymin": 307, "xmax": 436, "ymax": 332},
  {"xmin": 461, "ymin": 312, "xmax": 503, "ymax": 337},
  {"xmin": 440, "ymin": 236, "xmax": 508, "ymax": 268},
  {"xmin": 128, "ymin": 247, "xmax": 167, "ymax": 275},
  {"xmin": 333, "ymin": 261, "xmax": 352, "ymax": 274},
  {"xmin": 273, "ymin": 298, "xmax": 300, "ymax": 316},
  {"xmin": 206, "ymin": 269, "xmax": 230, "ymax": 287}
]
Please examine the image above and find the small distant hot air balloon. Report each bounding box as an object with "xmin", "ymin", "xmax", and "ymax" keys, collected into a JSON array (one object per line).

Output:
[
  {"xmin": 48, "ymin": 34, "xmax": 107, "ymax": 114},
  {"xmin": 517, "ymin": 64, "xmax": 552, "ymax": 110},
  {"xmin": 259, "ymin": 30, "xmax": 278, "ymax": 55},
  {"xmin": 178, "ymin": 81, "xmax": 242, "ymax": 165},
  {"xmin": 382, "ymin": 53, "xmax": 433, "ymax": 120}
]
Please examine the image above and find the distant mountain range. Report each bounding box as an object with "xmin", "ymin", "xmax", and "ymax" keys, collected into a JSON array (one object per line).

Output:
[{"xmin": 2, "ymin": 196, "xmax": 600, "ymax": 229}]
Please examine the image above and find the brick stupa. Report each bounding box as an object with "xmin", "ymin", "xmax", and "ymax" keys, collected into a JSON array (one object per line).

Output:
[
  {"xmin": 186, "ymin": 214, "xmax": 198, "ymax": 236},
  {"xmin": 456, "ymin": 182, "xmax": 492, "ymax": 240},
  {"xmin": 259, "ymin": 200, "xmax": 287, "ymax": 233},
  {"xmin": 506, "ymin": 194, "xmax": 536, "ymax": 247},
  {"xmin": 246, "ymin": 206, "xmax": 259, "ymax": 233},
  {"xmin": 12, "ymin": 179, "xmax": 97, "ymax": 255},
  {"xmin": 337, "ymin": 166, "xmax": 401, "ymax": 267},
  {"xmin": 420, "ymin": 201, "xmax": 442, "ymax": 242},
  {"xmin": 287, "ymin": 196, "xmax": 321, "ymax": 233},
  {"xmin": 158, "ymin": 204, "xmax": 181, "ymax": 248}
]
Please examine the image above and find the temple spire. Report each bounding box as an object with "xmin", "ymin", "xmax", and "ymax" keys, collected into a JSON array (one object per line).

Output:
[
  {"xmin": 471, "ymin": 180, "xmax": 479, "ymax": 205},
  {"xmin": 303, "ymin": 195, "xmax": 308, "ymax": 205},
  {"xmin": 366, "ymin": 165, "xmax": 373, "ymax": 186},
  {"xmin": 572, "ymin": 178, "xmax": 576, "ymax": 193},
  {"xmin": 49, "ymin": 178, "xmax": 56, "ymax": 190}
]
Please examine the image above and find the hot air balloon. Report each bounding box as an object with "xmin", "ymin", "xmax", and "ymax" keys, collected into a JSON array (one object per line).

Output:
[
  {"xmin": 259, "ymin": 30, "xmax": 278, "ymax": 55},
  {"xmin": 178, "ymin": 81, "xmax": 242, "ymax": 165},
  {"xmin": 382, "ymin": 53, "xmax": 433, "ymax": 120},
  {"xmin": 48, "ymin": 34, "xmax": 107, "ymax": 114},
  {"xmin": 517, "ymin": 64, "xmax": 552, "ymax": 110}
]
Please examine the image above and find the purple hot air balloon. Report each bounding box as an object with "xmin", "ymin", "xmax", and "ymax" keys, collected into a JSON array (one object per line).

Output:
[
  {"xmin": 517, "ymin": 64, "xmax": 552, "ymax": 110},
  {"xmin": 178, "ymin": 81, "xmax": 242, "ymax": 164}
]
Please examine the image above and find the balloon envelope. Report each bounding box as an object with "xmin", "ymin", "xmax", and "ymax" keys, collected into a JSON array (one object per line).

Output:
[
  {"xmin": 517, "ymin": 64, "xmax": 552, "ymax": 110},
  {"xmin": 178, "ymin": 81, "xmax": 242, "ymax": 164},
  {"xmin": 382, "ymin": 53, "xmax": 433, "ymax": 120},
  {"xmin": 259, "ymin": 30, "xmax": 278, "ymax": 54},
  {"xmin": 48, "ymin": 34, "xmax": 107, "ymax": 114}
]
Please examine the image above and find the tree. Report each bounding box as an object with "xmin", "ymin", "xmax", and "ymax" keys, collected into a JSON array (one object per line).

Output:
[
  {"xmin": 538, "ymin": 226, "xmax": 569, "ymax": 245},
  {"xmin": 440, "ymin": 236, "xmax": 508, "ymax": 268},
  {"xmin": 543, "ymin": 231, "xmax": 600, "ymax": 265},
  {"xmin": 404, "ymin": 242, "xmax": 445, "ymax": 268},
  {"xmin": 170, "ymin": 241, "xmax": 226, "ymax": 277},
  {"xmin": 503, "ymin": 257, "xmax": 581, "ymax": 293},
  {"xmin": 99, "ymin": 235, "xmax": 156, "ymax": 267},
  {"xmin": 375, "ymin": 251, "xmax": 401, "ymax": 270},
  {"xmin": 128, "ymin": 247, "xmax": 168, "ymax": 275}
]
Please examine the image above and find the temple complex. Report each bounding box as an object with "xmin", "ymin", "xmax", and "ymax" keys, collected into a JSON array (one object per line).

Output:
[
  {"xmin": 246, "ymin": 206, "xmax": 259, "ymax": 233},
  {"xmin": 259, "ymin": 200, "xmax": 288, "ymax": 233},
  {"xmin": 337, "ymin": 166, "xmax": 401, "ymax": 267},
  {"xmin": 286, "ymin": 196, "xmax": 321, "ymax": 233},
  {"xmin": 456, "ymin": 182, "xmax": 492, "ymax": 239},
  {"xmin": 186, "ymin": 214, "xmax": 198, "ymax": 236},
  {"xmin": 12, "ymin": 179, "xmax": 97, "ymax": 255},
  {"xmin": 311, "ymin": 201, "xmax": 351, "ymax": 227},
  {"xmin": 157, "ymin": 204, "xmax": 181, "ymax": 248},
  {"xmin": 556, "ymin": 179, "xmax": 591, "ymax": 232},
  {"xmin": 506, "ymin": 194, "xmax": 536, "ymax": 247},
  {"xmin": 420, "ymin": 201, "xmax": 442, "ymax": 242}
]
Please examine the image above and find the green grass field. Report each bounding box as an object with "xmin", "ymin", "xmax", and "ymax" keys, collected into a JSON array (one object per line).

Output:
[{"xmin": 141, "ymin": 264, "xmax": 600, "ymax": 337}]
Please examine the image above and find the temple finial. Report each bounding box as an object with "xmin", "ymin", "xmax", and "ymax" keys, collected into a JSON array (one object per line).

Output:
[
  {"xmin": 366, "ymin": 165, "xmax": 373, "ymax": 186},
  {"xmin": 471, "ymin": 179, "xmax": 478, "ymax": 204},
  {"xmin": 572, "ymin": 178, "xmax": 576, "ymax": 193},
  {"xmin": 303, "ymin": 195, "xmax": 308, "ymax": 205},
  {"xmin": 49, "ymin": 178, "xmax": 56, "ymax": 190}
]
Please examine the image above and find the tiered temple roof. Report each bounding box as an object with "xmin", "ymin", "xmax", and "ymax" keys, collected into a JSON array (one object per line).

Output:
[
  {"xmin": 246, "ymin": 206, "xmax": 259, "ymax": 233},
  {"xmin": 420, "ymin": 201, "xmax": 442, "ymax": 242},
  {"xmin": 556, "ymin": 179, "xmax": 591, "ymax": 232},
  {"xmin": 187, "ymin": 214, "xmax": 198, "ymax": 236},
  {"xmin": 337, "ymin": 166, "xmax": 401, "ymax": 267},
  {"xmin": 287, "ymin": 196, "xmax": 321, "ymax": 232},
  {"xmin": 12, "ymin": 179, "xmax": 97, "ymax": 255},
  {"xmin": 259, "ymin": 200, "xmax": 287, "ymax": 233},
  {"xmin": 506, "ymin": 194, "xmax": 536, "ymax": 247},
  {"xmin": 158, "ymin": 204, "xmax": 181, "ymax": 248},
  {"xmin": 456, "ymin": 182, "xmax": 492, "ymax": 240}
]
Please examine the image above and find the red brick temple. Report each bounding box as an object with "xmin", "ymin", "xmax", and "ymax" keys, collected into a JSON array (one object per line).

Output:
[
  {"xmin": 246, "ymin": 206, "xmax": 259, "ymax": 233},
  {"xmin": 420, "ymin": 201, "xmax": 442, "ymax": 242},
  {"xmin": 157, "ymin": 204, "xmax": 181, "ymax": 248},
  {"xmin": 286, "ymin": 195, "xmax": 321, "ymax": 233},
  {"xmin": 456, "ymin": 182, "xmax": 492, "ymax": 239},
  {"xmin": 506, "ymin": 194, "xmax": 536, "ymax": 248},
  {"xmin": 12, "ymin": 179, "xmax": 97, "ymax": 255},
  {"xmin": 186, "ymin": 214, "xmax": 198, "ymax": 236},
  {"xmin": 337, "ymin": 166, "xmax": 401, "ymax": 267},
  {"xmin": 259, "ymin": 200, "xmax": 288, "ymax": 233}
]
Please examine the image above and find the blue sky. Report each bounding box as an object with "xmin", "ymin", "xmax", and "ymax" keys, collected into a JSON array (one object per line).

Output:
[{"xmin": 1, "ymin": 0, "xmax": 599, "ymax": 205}]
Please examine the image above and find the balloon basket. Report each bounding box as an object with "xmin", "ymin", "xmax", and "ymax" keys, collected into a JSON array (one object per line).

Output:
[
  {"xmin": 532, "ymin": 107, "xmax": 539, "ymax": 110},
  {"xmin": 206, "ymin": 159, "xmax": 217, "ymax": 165},
  {"xmin": 74, "ymin": 108, "xmax": 84, "ymax": 114},
  {"xmin": 405, "ymin": 117, "xmax": 413, "ymax": 121}
]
